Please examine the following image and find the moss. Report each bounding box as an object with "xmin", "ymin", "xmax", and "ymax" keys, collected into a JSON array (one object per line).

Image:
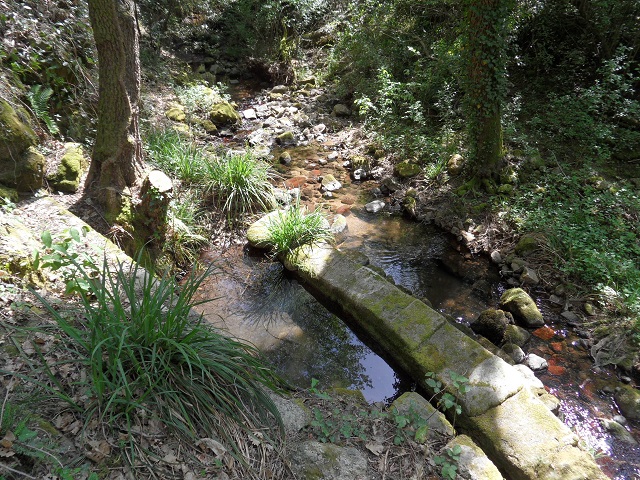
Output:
[
  {"xmin": 209, "ymin": 102, "xmax": 241, "ymax": 126},
  {"xmin": 395, "ymin": 161, "xmax": 422, "ymax": 178},
  {"xmin": 0, "ymin": 100, "xmax": 37, "ymax": 161},
  {"xmin": 514, "ymin": 234, "xmax": 540, "ymax": 257},
  {"xmin": 48, "ymin": 143, "xmax": 87, "ymax": 193},
  {"xmin": 166, "ymin": 106, "xmax": 186, "ymax": 122},
  {"xmin": 0, "ymin": 185, "xmax": 18, "ymax": 203}
]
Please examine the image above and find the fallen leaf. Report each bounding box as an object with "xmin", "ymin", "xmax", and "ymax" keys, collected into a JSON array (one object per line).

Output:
[
  {"xmin": 365, "ymin": 442, "xmax": 385, "ymax": 456},
  {"xmin": 196, "ymin": 437, "xmax": 227, "ymax": 457},
  {"xmin": 0, "ymin": 447, "xmax": 15, "ymax": 457},
  {"xmin": 0, "ymin": 431, "xmax": 16, "ymax": 448}
]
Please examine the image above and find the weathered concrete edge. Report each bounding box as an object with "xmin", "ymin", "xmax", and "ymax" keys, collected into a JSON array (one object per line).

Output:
[{"xmin": 286, "ymin": 244, "xmax": 607, "ymax": 480}]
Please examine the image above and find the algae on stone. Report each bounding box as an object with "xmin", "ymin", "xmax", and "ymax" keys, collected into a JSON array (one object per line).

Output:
[
  {"xmin": 209, "ymin": 102, "xmax": 241, "ymax": 126},
  {"xmin": 48, "ymin": 143, "xmax": 88, "ymax": 192},
  {"xmin": 499, "ymin": 288, "xmax": 544, "ymax": 327}
]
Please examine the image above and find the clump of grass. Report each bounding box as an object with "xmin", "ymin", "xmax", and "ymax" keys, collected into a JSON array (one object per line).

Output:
[
  {"xmin": 267, "ymin": 203, "xmax": 334, "ymax": 257},
  {"xmin": 31, "ymin": 255, "xmax": 284, "ymax": 465},
  {"xmin": 144, "ymin": 128, "xmax": 208, "ymax": 183},
  {"xmin": 204, "ymin": 150, "xmax": 277, "ymax": 227},
  {"xmin": 165, "ymin": 190, "xmax": 209, "ymax": 267}
]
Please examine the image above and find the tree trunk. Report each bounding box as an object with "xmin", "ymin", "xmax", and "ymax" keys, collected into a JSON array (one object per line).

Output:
[
  {"xmin": 465, "ymin": 0, "xmax": 508, "ymax": 180},
  {"xmin": 85, "ymin": 0, "xmax": 144, "ymax": 221}
]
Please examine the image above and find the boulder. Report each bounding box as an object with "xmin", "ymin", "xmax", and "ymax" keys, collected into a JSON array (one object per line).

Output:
[
  {"xmin": 246, "ymin": 210, "xmax": 282, "ymax": 249},
  {"xmin": 209, "ymin": 102, "xmax": 241, "ymax": 126},
  {"xmin": 395, "ymin": 161, "xmax": 422, "ymax": 178},
  {"xmin": 365, "ymin": 199, "xmax": 385, "ymax": 213},
  {"xmin": 514, "ymin": 234, "xmax": 540, "ymax": 257},
  {"xmin": 48, "ymin": 143, "xmax": 88, "ymax": 193},
  {"xmin": 499, "ymin": 288, "xmax": 544, "ymax": 327},
  {"xmin": 444, "ymin": 435, "xmax": 504, "ymax": 480},
  {"xmin": 525, "ymin": 353, "xmax": 548, "ymax": 371},
  {"xmin": 471, "ymin": 309, "xmax": 511, "ymax": 346},
  {"xmin": 0, "ymin": 146, "xmax": 45, "ymax": 192},
  {"xmin": 501, "ymin": 343, "xmax": 525, "ymax": 364},
  {"xmin": 289, "ymin": 441, "xmax": 369, "ymax": 480},
  {"xmin": 502, "ymin": 324, "xmax": 531, "ymax": 346},
  {"xmin": 0, "ymin": 100, "xmax": 36, "ymax": 161},
  {"xmin": 165, "ymin": 106, "xmax": 186, "ymax": 122},
  {"xmin": 276, "ymin": 131, "xmax": 296, "ymax": 146},
  {"xmin": 614, "ymin": 385, "xmax": 640, "ymax": 420},
  {"xmin": 447, "ymin": 154, "xmax": 464, "ymax": 175},
  {"xmin": 332, "ymin": 103, "xmax": 351, "ymax": 117},
  {"xmin": 321, "ymin": 174, "xmax": 342, "ymax": 192},
  {"xmin": 391, "ymin": 392, "xmax": 454, "ymax": 440}
]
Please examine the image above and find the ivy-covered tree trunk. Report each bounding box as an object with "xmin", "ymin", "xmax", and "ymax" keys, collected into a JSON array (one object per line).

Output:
[
  {"xmin": 465, "ymin": 0, "xmax": 509, "ymax": 180},
  {"xmin": 85, "ymin": 0, "xmax": 144, "ymax": 221}
]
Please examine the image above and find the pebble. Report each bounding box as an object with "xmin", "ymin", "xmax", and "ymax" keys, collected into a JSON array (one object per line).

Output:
[
  {"xmin": 525, "ymin": 353, "xmax": 548, "ymax": 371},
  {"xmin": 365, "ymin": 200, "xmax": 386, "ymax": 213}
]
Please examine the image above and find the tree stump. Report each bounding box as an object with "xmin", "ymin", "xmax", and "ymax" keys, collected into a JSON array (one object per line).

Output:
[{"xmin": 138, "ymin": 170, "xmax": 172, "ymax": 244}]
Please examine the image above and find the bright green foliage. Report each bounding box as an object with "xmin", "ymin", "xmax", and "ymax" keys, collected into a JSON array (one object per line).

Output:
[
  {"xmin": 266, "ymin": 202, "xmax": 334, "ymax": 256},
  {"xmin": 26, "ymin": 85, "xmax": 59, "ymax": 135},
  {"xmin": 144, "ymin": 128, "xmax": 209, "ymax": 183},
  {"xmin": 174, "ymin": 82, "xmax": 230, "ymax": 116},
  {"xmin": 204, "ymin": 150, "xmax": 277, "ymax": 227},
  {"xmin": 29, "ymin": 250, "xmax": 284, "ymax": 463},
  {"xmin": 434, "ymin": 445, "xmax": 462, "ymax": 480}
]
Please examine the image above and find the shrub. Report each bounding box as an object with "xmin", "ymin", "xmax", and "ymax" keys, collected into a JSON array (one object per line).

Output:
[
  {"xmin": 204, "ymin": 150, "xmax": 277, "ymax": 227},
  {"xmin": 30, "ymin": 252, "xmax": 284, "ymax": 464}
]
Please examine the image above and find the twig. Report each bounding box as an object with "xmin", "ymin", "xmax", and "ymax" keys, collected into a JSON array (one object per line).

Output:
[
  {"xmin": 0, "ymin": 461, "xmax": 36, "ymax": 479},
  {"xmin": 381, "ymin": 446, "xmax": 390, "ymax": 480}
]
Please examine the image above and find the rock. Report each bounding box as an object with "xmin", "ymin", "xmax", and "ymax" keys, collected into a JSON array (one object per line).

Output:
[
  {"xmin": 268, "ymin": 393, "xmax": 310, "ymax": 435},
  {"xmin": 392, "ymin": 392, "xmax": 454, "ymax": 440},
  {"xmin": 199, "ymin": 119, "xmax": 218, "ymax": 134},
  {"xmin": 444, "ymin": 435, "xmax": 503, "ymax": 480},
  {"xmin": 138, "ymin": 170, "xmax": 173, "ymax": 242},
  {"xmin": 561, "ymin": 310, "xmax": 581, "ymax": 323},
  {"xmin": 447, "ymin": 154, "xmax": 464, "ymax": 175},
  {"xmin": 519, "ymin": 266, "xmax": 539, "ymax": 285},
  {"xmin": 380, "ymin": 176, "xmax": 402, "ymax": 193},
  {"xmin": 365, "ymin": 200, "xmax": 385, "ymax": 213},
  {"xmin": 0, "ymin": 185, "xmax": 18, "ymax": 203},
  {"xmin": 279, "ymin": 151, "xmax": 292, "ymax": 165},
  {"xmin": 246, "ymin": 210, "xmax": 282, "ymax": 249},
  {"xmin": 503, "ymin": 324, "xmax": 531, "ymax": 346},
  {"xmin": 512, "ymin": 364, "xmax": 545, "ymax": 390},
  {"xmin": 613, "ymin": 415, "xmax": 628, "ymax": 425},
  {"xmin": 584, "ymin": 302, "xmax": 596, "ymax": 316},
  {"xmin": 614, "ymin": 385, "xmax": 640, "ymax": 420},
  {"xmin": 48, "ymin": 143, "xmax": 88, "ymax": 193},
  {"xmin": 501, "ymin": 343, "xmax": 525, "ymax": 363},
  {"xmin": 0, "ymin": 100, "xmax": 37, "ymax": 161},
  {"xmin": 321, "ymin": 174, "xmax": 342, "ymax": 192},
  {"xmin": 538, "ymin": 393, "xmax": 561, "ymax": 415},
  {"xmin": 313, "ymin": 123, "xmax": 326, "ymax": 133},
  {"xmin": 471, "ymin": 309, "xmax": 511, "ymax": 345},
  {"xmin": 499, "ymin": 288, "xmax": 544, "ymax": 327},
  {"xmin": 395, "ymin": 161, "xmax": 422, "ymax": 178},
  {"xmin": 0, "ymin": 146, "xmax": 45, "ymax": 192},
  {"xmin": 525, "ymin": 353, "xmax": 548, "ymax": 371},
  {"xmin": 490, "ymin": 250, "xmax": 502, "ymax": 264},
  {"xmin": 599, "ymin": 418, "xmax": 637, "ymax": 444},
  {"xmin": 332, "ymin": 103, "xmax": 351, "ymax": 117},
  {"xmin": 515, "ymin": 234, "xmax": 540, "ymax": 257},
  {"xmin": 209, "ymin": 102, "xmax": 241, "ymax": 126},
  {"xmin": 165, "ymin": 106, "xmax": 186, "ymax": 122},
  {"xmin": 242, "ymin": 108, "xmax": 257, "ymax": 120},
  {"xmin": 289, "ymin": 441, "xmax": 369, "ymax": 480},
  {"xmin": 549, "ymin": 294, "xmax": 564, "ymax": 305},
  {"xmin": 352, "ymin": 168, "xmax": 368, "ymax": 181},
  {"xmin": 271, "ymin": 85, "xmax": 288, "ymax": 94},
  {"xmin": 327, "ymin": 152, "xmax": 339, "ymax": 161},
  {"xmin": 330, "ymin": 214, "xmax": 348, "ymax": 243},
  {"xmin": 276, "ymin": 131, "xmax": 296, "ymax": 146}
]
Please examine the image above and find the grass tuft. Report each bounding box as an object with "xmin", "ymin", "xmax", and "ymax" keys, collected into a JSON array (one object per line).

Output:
[{"xmin": 267, "ymin": 203, "xmax": 334, "ymax": 257}]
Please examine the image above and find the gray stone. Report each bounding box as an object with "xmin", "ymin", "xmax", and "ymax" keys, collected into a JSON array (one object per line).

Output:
[
  {"xmin": 490, "ymin": 250, "xmax": 502, "ymax": 264},
  {"xmin": 352, "ymin": 168, "xmax": 368, "ymax": 181},
  {"xmin": 561, "ymin": 310, "xmax": 581, "ymax": 323},
  {"xmin": 447, "ymin": 153, "xmax": 464, "ymax": 176},
  {"xmin": 525, "ymin": 353, "xmax": 548, "ymax": 371},
  {"xmin": 241, "ymin": 108, "xmax": 257, "ymax": 120},
  {"xmin": 539, "ymin": 392, "xmax": 561, "ymax": 415},
  {"xmin": 549, "ymin": 294, "xmax": 564, "ymax": 305},
  {"xmin": 391, "ymin": 392, "xmax": 454, "ymax": 440},
  {"xmin": 380, "ymin": 176, "xmax": 402, "ymax": 193},
  {"xmin": 313, "ymin": 123, "xmax": 326, "ymax": 133},
  {"xmin": 613, "ymin": 415, "xmax": 627, "ymax": 425},
  {"xmin": 503, "ymin": 324, "xmax": 531, "ymax": 347},
  {"xmin": 276, "ymin": 131, "xmax": 296, "ymax": 146},
  {"xmin": 519, "ymin": 266, "xmax": 539, "ymax": 285},
  {"xmin": 444, "ymin": 435, "xmax": 503, "ymax": 480},
  {"xmin": 365, "ymin": 200, "xmax": 385, "ymax": 213},
  {"xmin": 614, "ymin": 385, "xmax": 640, "ymax": 420},
  {"xmin": 268, "ymin": 393, "xmax": 310, "ymax": 435},
  {"xmin": 327, "ymin": 152, "xmax": 339, "ymax": 161},
  {"xmin": 330, "ymin": 215, "xmax": 348, "ymax": 243},
  {"xmin": 321, "ymin": 174, "xmax": 342, "ymax": 192},
  {"xmin": 471, "ymin": 309, "xmax": 510, "ymax": 345},
  {"xmin": 271, "ymin": 85, "xmax": 288, "ymax": 94},
  {"xmin": 512, "ymin": 364, "xmax": 545, "ymax": 390},
  {"xmin": 289, "ymin": 441, "xmax": 369, "ymax": 480},
  {"xmin": 501, "ymin": 343, "xmax": 525, "ymax": 363}
]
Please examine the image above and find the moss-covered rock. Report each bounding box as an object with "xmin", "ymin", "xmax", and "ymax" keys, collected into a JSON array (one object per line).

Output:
[
  {"xmin": 445, "ymin": 434, "xmax": 503, "ymax": 480},
  {"xmin": 0, "ymin": 100, "xmax": 36, "ymax": 161},
  {"xmin": 395, "ymin": 161, "xmax": 422, "ymax": 178},
  {"xmin": 0, "ymin": 185, "xmax": 18, "ymax": 203},
  {"xmin": 614, "ymin": 384, "xmax": 640, "ymax": 420},
  {"xmin": 209, "ymin": 102, "xmax": 241, "ymax": 126},
  {"xmin": 499, "ymin": 288, "xmax": 544, "ymax": 327},
  {"xmin": 471, "ymin": 309, "xmax": 511, "ymax": 345},
  {"xmin": 514, "ymin": 234, "xmax": 540, "ymax": 257},
  {"xmin": 0, "ymin": 146, "xmax": 45, "ymax": 192},
  {"xmin": 503, "ymin": 324, "xmax": 531, "ymax": 346},
  {"xmin": 276, "ymin": 131, "xmax": 296, "ymax": 146},
  {"xmin": 165, "ymin": 106, "xmax": 186, "ymax": 122},
  {"xmin": 48, "ymin": 143, "xmax": 88, "ymax": 193}
]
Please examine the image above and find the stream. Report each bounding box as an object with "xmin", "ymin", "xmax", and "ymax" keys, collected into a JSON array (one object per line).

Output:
[{"xmin": 192, "ymin": 78, "xmax": 639, "ymax": 478}]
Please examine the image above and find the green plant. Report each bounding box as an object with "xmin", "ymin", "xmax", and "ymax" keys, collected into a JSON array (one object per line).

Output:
[
  {"xmin": 204, "ymin": 150, "xmax": 277, "ymax": 227},
  {"xmin": 32, "ymin": 227, "xmax": 100, "ymax": 298},
  {"xmin": 26, "ymin": 84, "xmax": 59, "ymax": 135},
  {"xmin": 434, "ymin": 444, "xmax": 462, "ymax": 480},
  {"xmin": 144, "ymin": 128, "xmax": 208, "ymax": 183},
  {"xmin": 164, "ymin": 190, "xmax": 209, "ymax": 267},
  {"xmin": 424, "ymin": 371, "xmax": 469, "ymax": 416},
  {"xmin": 266, "ymin": 202, "xmax": 333, "ymax": 256},
  {"xmin": 174, "ymin": 83, "xmax": 229, "ymax": 115},
  {"xmin": 29, "ymin": 251, "xmax": 284, "ymax": 465}
]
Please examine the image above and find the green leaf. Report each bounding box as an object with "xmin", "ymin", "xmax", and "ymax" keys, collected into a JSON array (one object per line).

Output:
[
  {"xmin": 41, "ymin": 230, "xmax": 52, "ymax": 248},
  {"xmin": 69, "ymin": 228, "xmax": 81, "ymax": 242}
]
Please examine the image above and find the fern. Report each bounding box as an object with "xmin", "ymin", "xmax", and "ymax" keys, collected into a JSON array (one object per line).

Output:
[{"xmin": 27, "ymin": 84, "xmax": 59, "ymax": 135}]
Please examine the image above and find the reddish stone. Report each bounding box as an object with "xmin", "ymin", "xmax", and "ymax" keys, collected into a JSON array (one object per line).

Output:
[
  {"xmin": 285, "ymin": 176, "xmax": 307, "ymax": 188},
  {"xmin": 547, "ymin": 364, "xmax": 566, "ymax": 376},
  {"xmin": 335, "ymin": 205, "xmax": 352, "ymax": 215},
  {"xmin": 532, "ymin": 326, "xmax": 556, "ymax": 341},
  {"xmin": 311, "ymin": 169, "xmax": 322, "ymax": 177},
  {"xmin": 550, "ymin": 341, "xmax": 564, "ymax": 352}
]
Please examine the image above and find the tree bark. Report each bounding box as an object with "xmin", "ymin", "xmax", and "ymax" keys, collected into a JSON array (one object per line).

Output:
[
  {"xmin": 465, "ymin": 0, "xmax": 508, "ymax": 180},
  {"xmin": 85, "ymin": 0, "xmax": 144, "ymax": 220}
]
